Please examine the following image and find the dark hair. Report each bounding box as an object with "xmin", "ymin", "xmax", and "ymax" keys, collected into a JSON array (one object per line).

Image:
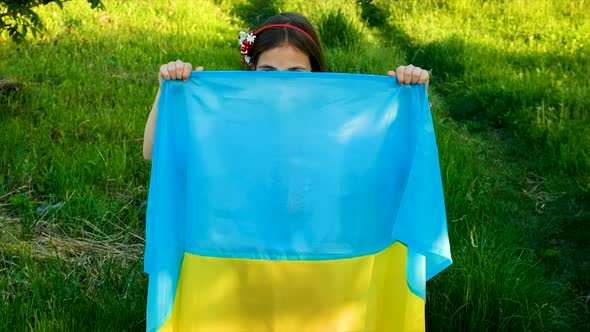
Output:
[{"xmin": 250, "ymin": 12, "xmax": 326, "ymax": 72}]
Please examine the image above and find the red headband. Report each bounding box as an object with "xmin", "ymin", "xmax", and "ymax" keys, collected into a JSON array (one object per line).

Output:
[{"xmin": 254, "ymin": 23, "xmax": 318, "ymax": 45}]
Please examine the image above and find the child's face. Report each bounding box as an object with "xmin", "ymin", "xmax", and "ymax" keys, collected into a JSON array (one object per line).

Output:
[{"xmin": 255, "ymin": 45, "xmax": 312, "ymax": 72}]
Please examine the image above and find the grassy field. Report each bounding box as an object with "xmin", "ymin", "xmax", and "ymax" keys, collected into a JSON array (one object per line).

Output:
[{"xmin": 0, "ymin": 0, "xmax": 588, "ymax": 331}]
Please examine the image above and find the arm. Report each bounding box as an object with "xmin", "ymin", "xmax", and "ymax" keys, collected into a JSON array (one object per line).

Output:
[
  {"xmin": 143, "ymin": 61, "xmax": 201, "ymax": 161},
  {"xmin": 143, "ymin": 88, "xmax": 161, "ymax": 160}
]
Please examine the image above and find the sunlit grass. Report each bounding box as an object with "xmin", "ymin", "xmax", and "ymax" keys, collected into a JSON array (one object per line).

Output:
[{"xmin": 0, "ymin": 0, "xmax": 588, "ymax": 331}]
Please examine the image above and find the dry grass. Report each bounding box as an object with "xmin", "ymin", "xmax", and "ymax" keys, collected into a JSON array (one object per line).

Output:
[{"xmin": 0, "ymin": 216, "xmax": 143, "ymax": 264}]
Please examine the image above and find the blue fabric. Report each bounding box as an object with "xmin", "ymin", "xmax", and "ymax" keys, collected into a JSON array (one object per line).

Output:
[{"xmin": 144, "ymin": 71, "xmax": 451, "ymax": 331}]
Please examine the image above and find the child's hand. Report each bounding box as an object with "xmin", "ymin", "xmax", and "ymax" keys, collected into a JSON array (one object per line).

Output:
[
  {"xmin": 158, "ymin": 60, "xmax": 204, "ymax": 84},
  {"xmin": 387, "ymin": 65, "xmax": 429, "ymax": 88}
]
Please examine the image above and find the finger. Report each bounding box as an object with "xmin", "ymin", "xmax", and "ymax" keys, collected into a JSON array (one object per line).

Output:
[
  {"xmin": 175, "ymin": 60, "xmax": 184, "ymax": 81},
  {"xmin": 396, "ymin": 66, "xmax": 405, "ymax": 84},
  {"xmin": 387, "ymin": 70, "xmax": 396, "ymax": 77},
  {"xmin": 419, "ymin": 70, "xmax": 429, "ymax": 87},
  {"xmin": 160, "ymin": 64, "xmax": 170, "ymax": 81},
  {"xmin": 182, "ymin": 63, "xmax": 193, "ymax": 81},
  {"xmin": 166, "ymin": 62, "xmax": 177, "ymax": 80},
  {"xmin": 403, "ymin": 64, "xmax": 414, "ymax": 84},
  {"xmin": 411, "ymin": 66, "xmax": 422, "ymax": 84}
]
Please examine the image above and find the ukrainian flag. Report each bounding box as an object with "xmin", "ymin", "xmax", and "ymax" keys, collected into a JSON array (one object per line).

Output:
[{"xmin": 144, "ymin": 71, "xmax": 452, "ymax": 332}]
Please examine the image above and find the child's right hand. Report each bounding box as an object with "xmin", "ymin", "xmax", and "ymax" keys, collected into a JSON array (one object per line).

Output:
[{"xmin": 158, "ymin": 60, "xmax": 204, "ymax": 84}]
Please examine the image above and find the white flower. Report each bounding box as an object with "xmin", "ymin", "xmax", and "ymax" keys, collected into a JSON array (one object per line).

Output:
[
  {"xmin": 238, "ymin": 30, "xmax": 256, "ymax": 64},
  {"xmin": 239, "ymin": 31, "xmax": 248, "ymax": 45}
]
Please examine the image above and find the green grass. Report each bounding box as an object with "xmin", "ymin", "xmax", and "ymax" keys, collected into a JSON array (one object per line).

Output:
[{"xmin": 1, "ymin": 0, "xmax": 588, "ymax": 331}]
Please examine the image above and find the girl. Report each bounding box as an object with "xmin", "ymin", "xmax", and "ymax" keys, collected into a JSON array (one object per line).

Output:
[{"xmin": 143, "ymin": 12, "xmax": 430, "ymax": 160}]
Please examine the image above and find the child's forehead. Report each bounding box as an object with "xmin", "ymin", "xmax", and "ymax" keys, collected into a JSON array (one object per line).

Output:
[{"xmin": 257, "ymin": 45, "xmax": 312, "ymax": 71}]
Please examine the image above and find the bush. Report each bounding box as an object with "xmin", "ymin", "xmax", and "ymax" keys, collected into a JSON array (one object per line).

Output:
[{"xmin": 0, "ymin": 0, "xmax": 103, "ymax": 42}]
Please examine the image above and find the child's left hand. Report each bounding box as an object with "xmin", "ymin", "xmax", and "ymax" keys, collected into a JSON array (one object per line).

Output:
[{"xmin": 388, "ymin": 65, "xmax": 429, "ymax": 88}]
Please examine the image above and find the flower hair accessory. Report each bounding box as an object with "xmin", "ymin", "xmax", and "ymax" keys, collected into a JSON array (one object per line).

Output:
[
  {"xmin": 238, "ymin": 24, "xmax": 318, "ymax": 65},
  {"xmin": 238, "ymin": 31, "xmax": 256, "ymax": 65}
]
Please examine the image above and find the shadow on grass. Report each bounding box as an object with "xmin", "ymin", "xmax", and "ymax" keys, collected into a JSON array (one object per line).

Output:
[
  {"xmin": 228, "ymin": 0, "xmax": 283, "ymax": 29},
  {"xmin": 357, "ymin": 0, "xmax": 589, "ymax": 173},
  {"xmin": 316, "ymin": 9, "xmax": 362, "ymax": 50},
  {"xmin": 357, "ymin": 0, "xmax": 588, "ymax": 127}
]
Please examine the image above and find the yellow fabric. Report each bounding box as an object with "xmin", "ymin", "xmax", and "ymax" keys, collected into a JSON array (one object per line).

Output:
[{"xmin": 159, "ymin": 242, "xmax": 424, "ymax": 332}]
